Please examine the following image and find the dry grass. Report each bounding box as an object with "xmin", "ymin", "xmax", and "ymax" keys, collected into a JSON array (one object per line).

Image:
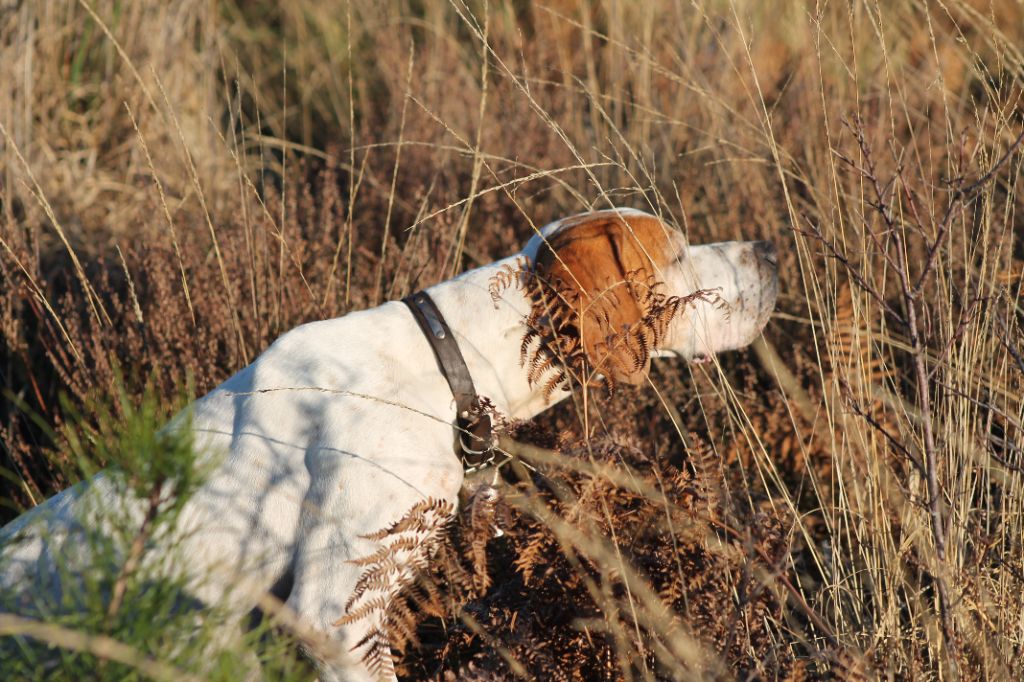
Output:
[{"xmin": 2, "ymin": 0, "xmax": 1023, "ymax": 678}]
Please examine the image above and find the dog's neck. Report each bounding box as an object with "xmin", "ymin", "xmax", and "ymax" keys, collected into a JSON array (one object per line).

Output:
[{"xmin": 422, "ymin": 254, "xmax": 568, "ymax": 421}]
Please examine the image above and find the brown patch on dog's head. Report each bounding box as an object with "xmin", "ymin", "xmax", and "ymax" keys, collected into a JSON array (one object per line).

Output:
[{"xmin": 527, "ymin": 211, "xmax": 682, "ymax": 389}]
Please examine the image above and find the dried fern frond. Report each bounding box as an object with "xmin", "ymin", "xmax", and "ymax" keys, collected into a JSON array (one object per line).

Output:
[
  {"xmin": 488, "ymin": 255, "xmax": 531, "ymax": 306},
  {"xmin": 826, "ymin": 283, "xmax": 891, "ymax": 386},
  {"xmin": 359, "ymin": 497, "xmax": 455, "ymax": 542},
  {"xmin": 517, "ymin": 262, "xmax": 723, "ymax": 393},
  {"xmin": 463, "ymin": 484, "xmax": 500, "ymax": 592},
  {"xmin": 336, "ymin": 498, "xmax": 456, "ymax": 670}
]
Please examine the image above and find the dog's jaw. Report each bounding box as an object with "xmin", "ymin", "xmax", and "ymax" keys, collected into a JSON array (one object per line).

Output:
[{"xmin": 661, "ymin": 239, "xmax": 779, "ymax": 361}]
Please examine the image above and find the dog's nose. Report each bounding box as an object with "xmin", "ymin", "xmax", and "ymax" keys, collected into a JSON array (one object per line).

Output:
[{"xmin": 753, "ymin": 240, "xmax": 777, "ymax": 267}]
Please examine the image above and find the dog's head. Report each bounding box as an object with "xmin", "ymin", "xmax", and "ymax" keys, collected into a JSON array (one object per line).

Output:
[{"xmin": 520, "ymin": 208, "xmax": 778, "ymax": 390}]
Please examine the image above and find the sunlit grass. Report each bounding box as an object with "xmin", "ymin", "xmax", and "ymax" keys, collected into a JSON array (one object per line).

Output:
[{"xmin": 1, "ymin": 0, "xmax": 1022, "ymax": 677}]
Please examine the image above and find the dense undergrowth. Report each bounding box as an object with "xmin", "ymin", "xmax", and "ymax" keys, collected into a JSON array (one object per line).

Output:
[{"xmin": 1, "ymin": 0, "xmax": 1023, "ymax": 678}]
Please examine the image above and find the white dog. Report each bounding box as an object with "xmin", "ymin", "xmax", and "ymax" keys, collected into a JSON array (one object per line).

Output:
[{"xmin": 0, "ymin": 208, "xmax": 778, "ymax": 680}]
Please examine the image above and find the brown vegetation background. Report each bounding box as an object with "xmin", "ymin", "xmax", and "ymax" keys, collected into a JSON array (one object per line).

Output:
[{"xmin": 2, "ymin": 0, "xmax": 1023, "ymax": 678}]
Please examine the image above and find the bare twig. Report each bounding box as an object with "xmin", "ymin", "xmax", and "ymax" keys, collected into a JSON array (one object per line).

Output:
[
  {"xmin": 839, "ymin": 379, "xmax": 925, "ymax": 475},
  {"xmin": 936, "ymin": 382, "xmax": 1024, "ymax": 471},
  {"xmin": 958, "ymin": 128, "xmax": 1024, "ymax": 196},
  {"xmin": 995, "ymin": 312, "xmax": 1024, "ymax": 378},
  {"xmin": 794, "ymin": 214, "xmax": 906, "ymax": 326},
  {"xmin": 928, "ymin": 293, "xmax": 983, "ymax": 381},
  {"xmin": 840, "ymin": 116, "xmax": 971, "ymax": 676},
  {"xmin": 0, "ymin": 614, "xmax": 201, "ymax": 682},
  {"xmin": 914, "ymin": 127, "xmax": 1024, "ymax": 296},
  {"xmin": 937, "ymin": 382, "xmax": 1024, "ymax": 435},
  {"xmin": 106, "ymin": 480, "xmax": 164, "ymax": 620}
]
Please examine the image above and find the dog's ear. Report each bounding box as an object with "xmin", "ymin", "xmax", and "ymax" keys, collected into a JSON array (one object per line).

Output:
[{"xmin": 534, "ymin": 211, "xmax": 676, "ymax": 385}]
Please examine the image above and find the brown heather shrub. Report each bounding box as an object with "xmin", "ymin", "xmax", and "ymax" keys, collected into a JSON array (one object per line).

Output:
[
  {"xmin": 398, "ymin": 431, "xmax": 808, "ymax": 680},
  {"xmin": 2, "ymin": 0, "xmax": 1024, "ymax": 678}
]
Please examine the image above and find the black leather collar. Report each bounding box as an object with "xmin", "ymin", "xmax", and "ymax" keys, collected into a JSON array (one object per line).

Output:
[{"xmin": 402, "ymin": 291, "xmax": 495, "ymax": 467}]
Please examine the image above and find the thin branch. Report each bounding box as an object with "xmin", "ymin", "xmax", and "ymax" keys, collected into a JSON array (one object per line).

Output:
[
  {"xmin": 927, "ymin": 293, "xmax": 983, "ymax": 382},
  {"xmin": 794, "ymin": 215, "xmax": 906, "ymax": 326},
  {"xmin": 915, "ymin": 127, "xmax": 1024, "ymax": 295},
  {"xmin": 842, "ymin": 117, "xmax": 960, "ymax": 674},
  {"xmin": 106, "ymin": 480, "xmax": 164, "ymax": 620},
  {"xmin": 0, "ymin": 614, "xmax": 201, "ymax": 682},
  {"xmin": 959, "ymin": 127, "xmax": 1024, "ymax": 196},
  {"xmin": 995, "ymin": 312, "xmax": 1024, "ymax": 378},
  {"xmin": 839, "ymin": 379, "xmax": 925, "ymax": 475}
]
